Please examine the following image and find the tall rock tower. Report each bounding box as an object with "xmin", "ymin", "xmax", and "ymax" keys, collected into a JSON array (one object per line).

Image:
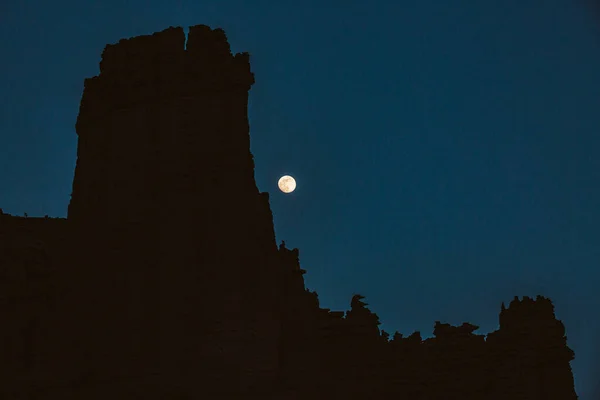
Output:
[{"xmin": 60, "ymin": 25, "xmax": 283, "ymax": 398}]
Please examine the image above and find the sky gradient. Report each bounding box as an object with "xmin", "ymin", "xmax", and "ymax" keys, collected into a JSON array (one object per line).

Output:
[{"xmin": 1, "ymin": 1, "xmax": 599, "ymax": 397}]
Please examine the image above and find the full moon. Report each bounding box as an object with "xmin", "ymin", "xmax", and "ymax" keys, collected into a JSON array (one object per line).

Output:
[{"xmin": 278, "ymin": 175, "xmax": 296, "ymax": 193}]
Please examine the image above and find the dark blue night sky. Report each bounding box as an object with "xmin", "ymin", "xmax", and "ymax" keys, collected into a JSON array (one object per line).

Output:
[{"xmin": 1, "ymin": 1, "xmax": 599, "ymax": 397}]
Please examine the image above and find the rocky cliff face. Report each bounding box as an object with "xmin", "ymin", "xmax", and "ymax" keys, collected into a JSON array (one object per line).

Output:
[
  {"xmin": 62, "ymin": 25, "xmax": 282, "ymax": 398},
  {"xmin": 0, "ymin": 26, "xmax": 579, "ymax": 399}
]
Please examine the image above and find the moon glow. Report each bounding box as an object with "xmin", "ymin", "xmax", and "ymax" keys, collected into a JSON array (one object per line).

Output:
[{"xmin": 278, "ymin": 175, "xmax": 296, "ymax": 193}]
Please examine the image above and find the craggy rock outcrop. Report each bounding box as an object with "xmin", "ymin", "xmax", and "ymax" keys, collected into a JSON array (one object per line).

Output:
[
  {"xmin": 277, "ymin": 244, "xmax": 577, "ymax": 399},
  {"xmin": 0, "ymin": 26, "xmax": 579, "ymax": 399}
]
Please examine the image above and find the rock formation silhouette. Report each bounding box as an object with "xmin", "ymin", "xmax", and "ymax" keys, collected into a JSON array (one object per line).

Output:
[{"xmin": 0, "ymin": 25, "xmax": 579, "ymax": 399}]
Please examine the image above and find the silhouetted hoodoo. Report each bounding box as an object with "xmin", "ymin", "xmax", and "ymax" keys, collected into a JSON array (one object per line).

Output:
[{"xmin": 0, "ymin": 25, "xmax": 578, "ymax": 399}]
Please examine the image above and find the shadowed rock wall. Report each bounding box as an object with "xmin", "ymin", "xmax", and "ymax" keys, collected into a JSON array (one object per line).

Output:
[{"xmin": 61, "ymin": 25, "xmax": 281, "ymax": 398}]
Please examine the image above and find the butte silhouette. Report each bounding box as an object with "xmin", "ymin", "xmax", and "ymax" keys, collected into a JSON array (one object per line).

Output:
[{"xmin": 0, "ymin": 25, "xmax": 578, "ymax": 399}]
